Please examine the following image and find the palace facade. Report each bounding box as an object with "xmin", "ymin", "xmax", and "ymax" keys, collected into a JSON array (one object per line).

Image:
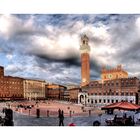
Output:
[
  {"xmin": 0, "ymin": 66, "xmax": 24, "ymax": 100},
  {"xmin": 45, "ymin": 83, "xmax": 66, "ymax": 100},
  {"xmin": 23, "ymin": 79, "xmax": 46, "ymax": 100},
  {"xmin": 78, "ymin": 65, "xmax": 140, "ymax": 106}
]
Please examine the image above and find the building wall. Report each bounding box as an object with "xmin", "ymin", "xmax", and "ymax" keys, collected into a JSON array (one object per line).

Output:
[
  {"xmin": 24, "ymin": 79, "xmax": 46, "ymax": 100},
  {"xmin": 68, "ymin": 88, "xmax": 80, "ymax": 103},
  {"xmin": 45, "ymin": 84, "xmax": 66, "ymax": 100},
  {"xmin": 87, "ymin": 77, "xmax": 139, "ymax": 96},
  {"xmin": 0, "ymin": 76, "xmax": 24, "ymax": 100},
  {"xmin": 81, "ymin": 77, "xmax": 139, "ymax": 105},
  {"xmin": 78, "ymin": 93, "xmax": 135, "ymax": 107}
]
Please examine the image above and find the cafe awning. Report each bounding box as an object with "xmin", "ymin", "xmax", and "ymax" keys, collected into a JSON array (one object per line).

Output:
[{"xmin": 101, "ymin": 101, "xmax": 140, "ymax": 111}]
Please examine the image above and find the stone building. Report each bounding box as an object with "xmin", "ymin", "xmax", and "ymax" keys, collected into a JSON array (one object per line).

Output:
[
  {"xmin": 67, "ymin": 88, "xmax": 81, "ymax": 103},
  {"xmin": 79, "ymin": 77, "xmax": 140, "ymax": 107},
  {"xmin": 45, "ymin": 83, "xmax": 66, "ymax": 100},
  {"xmin": 23, "ymin": 79, "xmax": 46, "ymax": 100},
  {"xmin": 0, "ymin": 66, "xmax": 24, "ymax": 100}
]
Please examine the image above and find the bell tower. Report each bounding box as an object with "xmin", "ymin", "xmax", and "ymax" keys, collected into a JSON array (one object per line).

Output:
[{"xmin": 80, "ymin": 34, "xmax": 90, "ymax": 86}]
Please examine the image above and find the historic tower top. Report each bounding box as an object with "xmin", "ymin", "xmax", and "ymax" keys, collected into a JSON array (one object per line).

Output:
[{"xmin": 80, "ymin": 34, "xmax": 90, "ymax": 54}]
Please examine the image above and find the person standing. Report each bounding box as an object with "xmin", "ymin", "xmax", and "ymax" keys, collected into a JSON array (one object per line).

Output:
[{"xmin": 58, "ymin": 109, "xmax": 64, "ymax": 126}]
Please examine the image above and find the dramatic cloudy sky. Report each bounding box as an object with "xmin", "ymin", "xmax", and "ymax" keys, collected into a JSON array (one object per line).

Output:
[{"xmin": 0, "ymin": 14, "xmax": 140, "ymax": 85}]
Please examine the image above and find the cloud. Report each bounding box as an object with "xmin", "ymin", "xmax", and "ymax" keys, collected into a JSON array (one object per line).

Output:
[
  {"xmin": 5, "ymin": 64, "xmax": 22, "ymax": 74},
  {"xmin": 6, "ymin": 54, "xmax": 13, "ymax": 60},
  {"xmin": 1, "ymin": 14, "xmax": 140, "ymax": 85},
  {"xmin": 0, "ymin": 15, "xmax": 44, "ymax": 40}
]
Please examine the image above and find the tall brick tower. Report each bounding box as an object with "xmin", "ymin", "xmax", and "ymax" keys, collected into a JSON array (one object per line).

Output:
[{"xmin": 80, "ymin": 34, "xmax": 90, "ymax": 86}]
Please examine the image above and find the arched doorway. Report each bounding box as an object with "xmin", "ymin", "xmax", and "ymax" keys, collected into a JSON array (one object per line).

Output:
[
  {"xmin": 78, "ymin": 92, "xmax": 88, "ymax": 105},
  {"xmin": 80, "ymin": 95, "xmax": 84, "ymax": 103}
]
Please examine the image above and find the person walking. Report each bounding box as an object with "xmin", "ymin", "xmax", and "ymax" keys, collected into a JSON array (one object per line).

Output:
[{"xmin": 58, "ymin": 109, "xmax": 64, "ymax": 126}]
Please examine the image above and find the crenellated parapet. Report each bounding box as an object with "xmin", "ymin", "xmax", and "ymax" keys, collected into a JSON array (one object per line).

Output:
[{"xmin": 101, "ymin": 65, "xmax": 128, "ymax": 82}]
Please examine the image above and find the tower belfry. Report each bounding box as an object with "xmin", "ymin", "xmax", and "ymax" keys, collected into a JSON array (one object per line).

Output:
[{"xmin": 80, "ymin": 34, "xmax": 90, "ymax": 86}]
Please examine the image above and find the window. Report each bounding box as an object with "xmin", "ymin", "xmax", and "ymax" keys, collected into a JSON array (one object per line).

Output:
[
  {"xmin": 126, "ymin": 92, "xmax": 129, "ymax": 96},
  {"xmin": 95, "ymin": 100, "xmax": 97, "ymax": 103},
  {"xmin": 116, "ymin": 92, "xmax": 118, "ymax": 95},
  {"xmin": 108, "ymin": 99, "xmax": 110, "ymax": 103},
  {"xmin": 99, "ymin": 99, "xmax": 101, "ymax": 103},
  {"xmin": 121, "ymin": 92, "xmax": 124, "ymax": 96},
  {"xmin": 104, "ymin": 99, "xmax": 106, "ymax": 103},
  {"xmin": 116, "ymin": 100, "xmax": 118, "ymax": 103},
  {"xmin": 99, "ymin": 93, "xmax": 101, "ymax": 95},
  {"xmin": 91, "ymin": 100, "xmax": 93, "ymax": 104},
  {"xmin": 130, "ymin": 93, "xmax": 133, "ymax": 96},
  {"xmin": 126, "ymin": 82, "xmax": 128, "ymax": 86},
  {"xmin": 112, "ymin": 100, "xmax": 114, "ymax": 103}
]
